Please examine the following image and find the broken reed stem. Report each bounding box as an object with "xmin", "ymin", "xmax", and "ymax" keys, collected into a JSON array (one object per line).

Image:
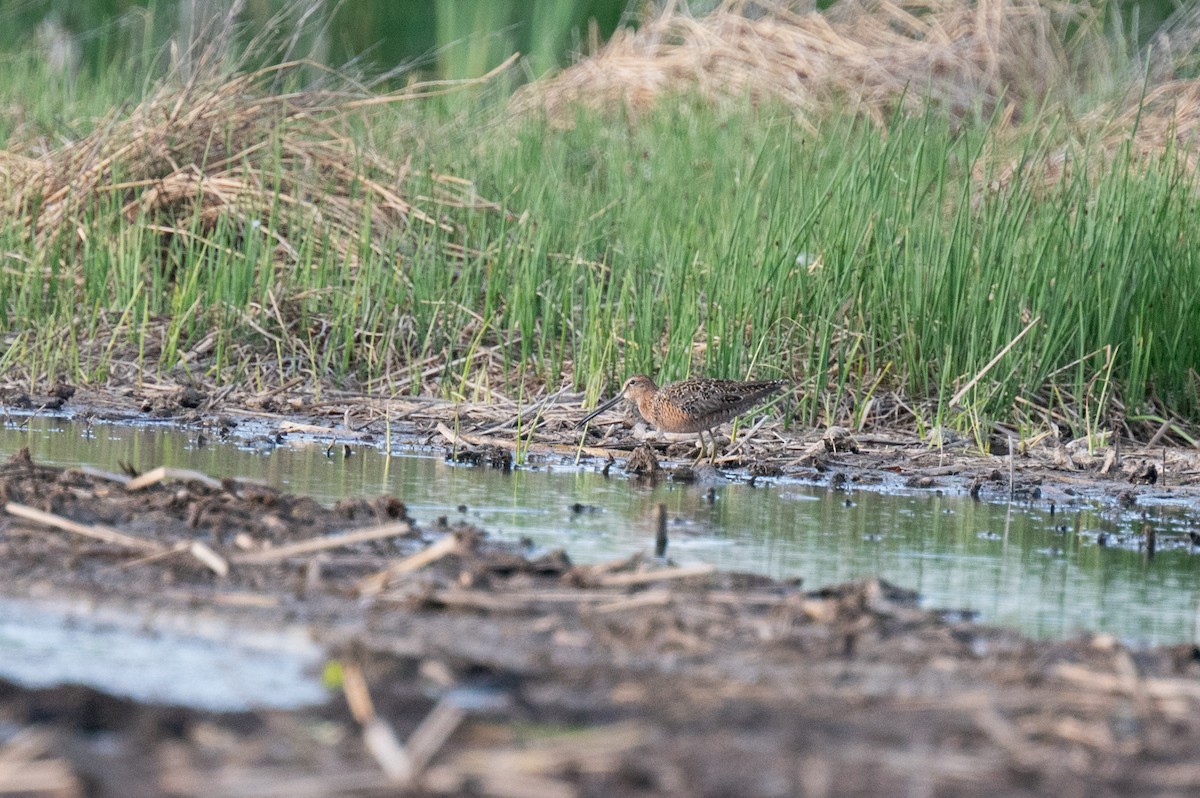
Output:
[
  {"xmin": 120, "ymin": 542, "xmax": 192, "ymax": 569},
  {"xmin": 278, "ymin": 420, "xmax": 375, "ymax": 439},
  {"xmin": 342, "ymin": 661, "xmax": 465, "ymax": 785},
  {"xmin": 342, "ymin": 52, "xmax": 520, "ymax": 110},
  {"xmin": 341, "ymin": 662, "xmax": 377, "ymax": 724},
  {"xmin": 4, "ymin": 502, "xmax": 162, "ymax": 553},
  {"xmin": 596, "ymin": 563, "xmax": 716, "ymax": 587},
  {"xmin": 720, "ymin": 413, "xmax": 771, "ymax": 460},
  {"xmin": 1053, "ymin": 662, "xmax": 1200, "ymax": 702},
  {"xmin": 126, "ymin": 466, "xmax": 224, "ymax": 491},
  {"xmin": 435, "ymin": 422, "xmax": 615, "ymax": 460},
  {"xmin": 359, "ymin": 534, "xmax": 460, "ymax": 596},
  {"xmin": 189, "ymin": 540, "xmax": 230, "ymax": 576},
  {"xmin": 434, "ymin": 421, "xmax": 514, "ymax": 451},
  {"xmin": 231, "ymin": 521, "xmax": 413, "ymax": 564},
  {"xmin": 0, "ymin": 758, "xmax": 80, "ymax": 796},
  {"xmin": 342, "ymin": 662, "xmax": 413, "ymax": 783},
  {"xmin": 594, "ymin": 590, "xmax": 673, "ymax": 614},
  {"xmin": 404, "ymin": 697, "xmax": 467, "ymax": 776},
  {"xmin": 950, "ymin": 316, "xmax": 1041, "ymax": 408},
  {"xmin": 7, "ymin": 502, "xmax": 226, "ymax": 575}
]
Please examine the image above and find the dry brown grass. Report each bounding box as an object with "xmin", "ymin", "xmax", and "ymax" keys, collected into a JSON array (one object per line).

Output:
[
  {"xmin": 512, "ymin": 0, "xmax": 1100, "ymax": 129},
  {"xmin": 0, "ymin": 47, "xmax": 511, "ymax": 276},
  {"xmin": 974, "ymin": 74, "xmax": 1200, "ymax": 199},
  {"xmin": 1103, "ymin": 78, "xmax": 1200, "ymax": 172},
  {"xmin": 514, "ymin": 0, "xmax": 1200, "ymax": 191}
]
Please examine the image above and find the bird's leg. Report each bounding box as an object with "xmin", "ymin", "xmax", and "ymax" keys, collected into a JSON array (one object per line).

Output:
[
  {"xmin": 694, "ymin": 429, "xmax": 718, "ymax": 464},
  {"xmin": 692, "ymin": 430, "xmax": 709, "ymax": 466}
]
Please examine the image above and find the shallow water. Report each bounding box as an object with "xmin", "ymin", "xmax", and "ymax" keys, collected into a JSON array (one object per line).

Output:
[{"xmin": 2, "ymin": 415, "xmax": 1198, "ymax": 652}]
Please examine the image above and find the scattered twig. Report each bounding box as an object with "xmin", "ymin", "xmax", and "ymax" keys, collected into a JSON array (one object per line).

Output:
[
  {"xmin": 583, "ymin": 552, "xmax": 645, "ymax": 576},
  {"xmin": 1054, "ymin": 662, "xmax": 1200, "ymax": 702},
  {"xmin": 450, "ymin": 721, "xmax": 650, "ymax": 778},
  {"xmin": 342, "ymin": 52, "xmax": 520, "ymax": 110},
  {"xmin": 376, "ymin": 589, "xmax": 632, "ymax": 607},
  {"xmin": 252, "ymin": 375, "xmax": 305, "ymax": 403},
  {"xmin": 0, "ymin": 729, "xmax": 80, "ymax": 798},
  {"xmin": 1145, "ymin": 419, "xmax": 1172, "ymax": 449},
  {"xmin": 0, "ymin": 742, "xmax": 79, "ymax": 796},
  {"xmin": 475, "ymin": 387, "xmax": 571, "ymax": 435}
]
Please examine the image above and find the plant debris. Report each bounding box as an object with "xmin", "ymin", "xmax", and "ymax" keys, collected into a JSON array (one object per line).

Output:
[{"xmin": 1, "ymin": 449, "xmax": 1199, "ymax": 796}]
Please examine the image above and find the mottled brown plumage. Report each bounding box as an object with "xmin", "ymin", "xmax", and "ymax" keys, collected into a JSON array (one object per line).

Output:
[{"xmin": 577, "ymin": 375, "xmax": 787, "ymax": 460}]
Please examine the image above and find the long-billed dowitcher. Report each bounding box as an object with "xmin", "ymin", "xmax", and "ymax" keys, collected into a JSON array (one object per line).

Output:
[{"xmin": 577, "ymin": 375, "xmax": 787, "ymax": 461}]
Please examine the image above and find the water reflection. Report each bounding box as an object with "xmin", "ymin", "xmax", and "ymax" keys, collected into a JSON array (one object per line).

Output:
[{"xmin": 1, "ymin": 415, "xmax": 1197, "ymax": 645}]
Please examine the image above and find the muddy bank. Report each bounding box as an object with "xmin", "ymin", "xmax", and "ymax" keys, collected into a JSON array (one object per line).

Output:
[
  {"xmin": 6, "ymin": 381, "xmax": 1200, "ymax": 510},
  {"xmin": 1, "ymin": 449, "xmax": 1199, "ymax": 797}
]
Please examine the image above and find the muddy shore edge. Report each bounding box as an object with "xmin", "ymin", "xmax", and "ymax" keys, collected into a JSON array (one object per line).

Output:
[{"xmin": 5, "ymin": 382, "xmax": 1199, "ymax": 500}]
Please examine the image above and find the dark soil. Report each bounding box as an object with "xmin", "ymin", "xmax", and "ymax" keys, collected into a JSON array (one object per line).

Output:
[{"xmin": 2, "ymin": 442, "xmax": 1200, "ymax": 798}]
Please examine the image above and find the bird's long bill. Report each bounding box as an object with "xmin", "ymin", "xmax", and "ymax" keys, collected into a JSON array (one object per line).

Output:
[{"xmin": 576, "ymin": 392, "xmax": 626, "ymax": 429}]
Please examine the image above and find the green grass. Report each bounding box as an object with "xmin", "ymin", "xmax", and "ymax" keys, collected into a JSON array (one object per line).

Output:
[
  {"xmin": 437, "ymin": 101, "xmax": 1200, "ymax": 439},
  {"xmin": 2, "ymin": 46, "xmax": 1200, "ymax": 446}
]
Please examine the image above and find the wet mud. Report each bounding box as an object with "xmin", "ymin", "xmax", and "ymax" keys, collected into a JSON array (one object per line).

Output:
[
  {"xmin": 9, "ymin": 381, "xmax": 1200, "ymax": 502},
  {"xmin": 2, "ymin": 436, "xmax": 1200, "ymax": 797}
]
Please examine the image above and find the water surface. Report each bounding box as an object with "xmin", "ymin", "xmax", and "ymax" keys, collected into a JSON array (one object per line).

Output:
[{"xmin": 2, "ymin": 415, "xmax": 1197, "ymax": 648}]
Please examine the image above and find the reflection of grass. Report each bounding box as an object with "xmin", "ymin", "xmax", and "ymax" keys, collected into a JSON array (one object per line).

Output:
[{"xmin": 1, "ymin": 3, "xmax": 1200, "ymax": 447}]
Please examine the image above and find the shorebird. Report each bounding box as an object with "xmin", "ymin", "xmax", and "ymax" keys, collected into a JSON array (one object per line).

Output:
[{"xmin": 577, "ymin": 375, "xmax": 787, "ymax": 461}]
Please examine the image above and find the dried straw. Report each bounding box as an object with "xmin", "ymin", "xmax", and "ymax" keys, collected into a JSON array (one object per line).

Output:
[
  {"xmin": 512, "ymin": 0, "xmax": 1096, "ymax": 129},
  {"xmin": 0, "ymin": 32, "xmax": 510, "ymax": 277}
]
